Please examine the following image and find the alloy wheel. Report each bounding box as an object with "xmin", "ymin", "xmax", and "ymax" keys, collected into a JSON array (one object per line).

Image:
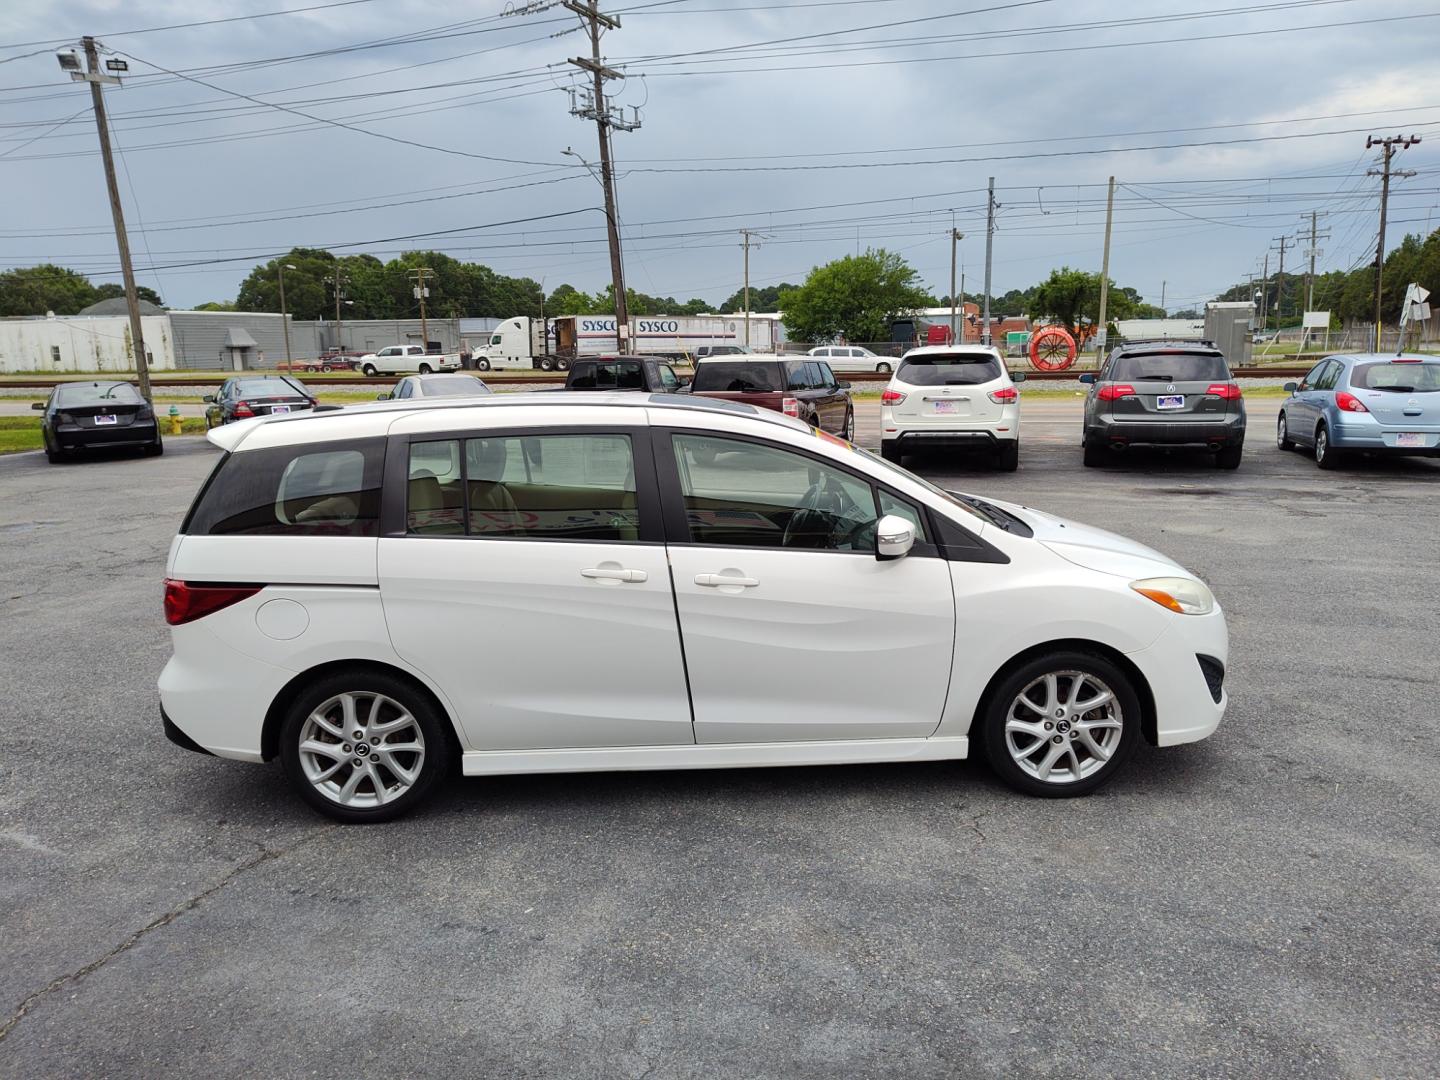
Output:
[
  {"xmin": 297, "ymin": 691, "xmax": 426, "ymax": 808},
  {"xmin": 1277, "ymin": 415, "xmax": 1287, "ymax": 448},
  {"xmin": 1004, "ymin": 670, "xmax": 1123, "ymax": 784}
]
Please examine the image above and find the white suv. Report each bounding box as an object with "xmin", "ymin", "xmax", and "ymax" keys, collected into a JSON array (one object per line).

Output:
[
  {"xmin": 880, "ymin": 346, "xmax": 1024, "ymax": 471},
  {"xmin": 160, "ymin": 393, "xmax": 1226, "ymax": 822}
]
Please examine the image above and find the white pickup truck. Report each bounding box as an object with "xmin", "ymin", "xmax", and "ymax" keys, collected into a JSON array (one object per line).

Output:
[{"xmin": 357, "ymin": 344, "xmax": 461, "ymax": 376}]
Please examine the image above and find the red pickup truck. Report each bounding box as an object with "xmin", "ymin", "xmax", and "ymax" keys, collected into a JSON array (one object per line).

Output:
[{"xmin": 688, "ymin": 355, "xmax": 854, "ymax": 440}]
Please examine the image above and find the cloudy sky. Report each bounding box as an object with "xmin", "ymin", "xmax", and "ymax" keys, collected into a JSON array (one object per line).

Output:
[{"xmin": 2, "ymin": 0, "xmax": 1437, "ymax": 312}]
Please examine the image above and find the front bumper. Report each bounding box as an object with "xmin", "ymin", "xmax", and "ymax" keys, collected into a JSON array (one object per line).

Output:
[
  {"xmin": 1124, "ymin": 605, "xmax": 1229, "ymax": 747},
  {"xmin": 56, "ymin": 420, "xmax": 158, "ymax": 449},
  {"xmin": 1090, "ymin": 413, "xmax": 1244, "ymax": 448}
]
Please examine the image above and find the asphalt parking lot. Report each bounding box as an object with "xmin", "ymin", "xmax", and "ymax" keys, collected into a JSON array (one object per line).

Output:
[{"xmin": 2, "ymin": 405, "xmax": 1438, "ymax": 1079}]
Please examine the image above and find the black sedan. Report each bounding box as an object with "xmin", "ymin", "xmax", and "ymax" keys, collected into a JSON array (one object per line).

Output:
[
  {"xmin": 34, "ymin": 381, "xmax": 162, "ymax": 464},
  {"xmin": 204, "ymin": 376, "xmax": 317, "ymax": 427}
]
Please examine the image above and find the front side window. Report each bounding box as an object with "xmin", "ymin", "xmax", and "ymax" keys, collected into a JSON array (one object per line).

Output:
[
  {"xmin": 406, "ymin": 433, "xmax": 639, "ymax": 542},
  {"xmin": 489, "ymin": 334, "xmax": 502, "ymax": 346},
  {"xmin": 185, "ymin": 438, "xmax": 384, "ymax": 536},
  {"xmin": 1315, "ymin": 361, "xmax": 1342, "ymax": 391},
  {"xmin": 657, "ymin": 364, "xmax": 680, "ymax": 391},
  {"xmin": 878, "ymin": 489, "xmax": 928, "ymax": 542},
  {"xmin": 672, "ymin": 434, "xmax": 877, "ymax": 552}
]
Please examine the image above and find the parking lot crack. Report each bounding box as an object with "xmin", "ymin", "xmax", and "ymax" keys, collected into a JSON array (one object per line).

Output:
[{"xmin": 0, "ymin": 827, "xmax": 333, "ymax": 1044}]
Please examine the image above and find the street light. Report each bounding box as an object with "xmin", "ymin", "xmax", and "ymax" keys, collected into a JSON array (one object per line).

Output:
[{"xmin": 278, "ymin": 263, "xmax": 297, "ymax": 369}]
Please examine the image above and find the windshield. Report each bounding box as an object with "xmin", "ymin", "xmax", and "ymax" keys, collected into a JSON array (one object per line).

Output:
[
  {"xmin": 691, "ymin": 361, "xmax": 784, "ymax": 392},
  {"xmin": 1351, "ymin": 361, "xmax": 1440, "ymax": 393},
  {"xmin": 53, "ymin": 382, "xmax": 142, "ymax": 406},
  {"xmin": 1111, "ymin": 351, "xmax": 1229, "ymax": 382},
  {"xmin": 235, "ymin": 378, "xmax": 308, "ymax": 398},
  {"xmin": 417, "ymin": 376, "xmax": 492, "ymax": 397},
  {"xmin": 897, "ymin": 353, "xmax": 1002, "ymax": 386}
]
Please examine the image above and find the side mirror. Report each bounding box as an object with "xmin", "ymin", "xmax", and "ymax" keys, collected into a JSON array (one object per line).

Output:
[
  {"xmin": 1012, "ymin": 371, "xmax": 1027, "ymax": 383},
  {"xmin": 1283, "ymin": 382, "xmax": 1298, "ymax": 393},
  {"xmin": 31, "ymin": 401, "xmax": 45, "ymax": 411},
  {"xmin": 377, "ymin": 392, "xmax": 391, "ymax": 400},
  {"xmin": 202, "ymin": 394, "xmax": 215, "ymax": 403},
  {"xmin": 876, "ymin": 514, "xmax": 915, "ymax": 561},
  {"xmin": 837, "ymin": 380, "xmax": 852, "ymax": 390},
  {"xmin": 1078, "ymin": 373, "xmax": 1095, "ymax": 385}
]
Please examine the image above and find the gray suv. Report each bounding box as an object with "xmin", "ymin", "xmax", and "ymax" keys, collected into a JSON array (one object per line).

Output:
[{"xmin": 1081, "ymin": 341, "xmax": 1246, "ymax": 469}]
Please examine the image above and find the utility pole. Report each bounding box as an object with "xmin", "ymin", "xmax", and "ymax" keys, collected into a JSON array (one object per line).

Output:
[
  {"xmin": 982, "ymin": 178, "xmax": 997, "ymax": 346},
  {"xmin": 277, "ymin": 262, "xmax": 296, "ymax": 368},
  {"xmin": 408, "ymin": 267, "xmax": 434, "ymax": 349},
  {"xmin": 1270, "ymin": 235, "xmax": 1290, "ymax": 328},
  {"xmin": 949, "ymin": 228, "xmax": 964, "ymax": 345},
  {"xmin": 566, "ymin": 1, "xmax": 638, "ymax": 343},
  {"xmin": 1160, "ymin": 280, "xmax": 1166, "ymax": 315},
  {"xmin": 1259, "ymin": 252, "xmax": 1269, "ymax": 329},
  {"xmin": 1095, "ymin": 175, "xmax": 1116, "ymax": 361},
  {"xmin": 1366, "ymin": 134, "xmax": 1421, "ymax": 350},
  {"xmin": 327, "ymin": 267, "xmax": 347, "ymax": 354},
  {"xmin": 65, "ymin": 38, "xmax": 151, "ymax": 402},
  {"xmin": 739, "ymin": 230, "xmax": 761, "ymax": 347}
]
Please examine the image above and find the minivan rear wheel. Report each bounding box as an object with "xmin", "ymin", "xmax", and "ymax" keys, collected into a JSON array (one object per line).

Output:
[
  {"xmin": 979, "ymin": 651, "xmax": 1141, "ymax": 798},
  {"xmin": 279, "ymin": 670, "xmax": 452, "ymax": 823}
]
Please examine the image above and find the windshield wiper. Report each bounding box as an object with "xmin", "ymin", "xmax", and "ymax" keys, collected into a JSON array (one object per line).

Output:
[{"xmin": 951, "ymin": 493, "xmax": 1012, "ymax": 531}]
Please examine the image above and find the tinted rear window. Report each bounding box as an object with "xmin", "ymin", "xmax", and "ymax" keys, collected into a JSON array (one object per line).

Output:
[
  {"xmin": 183, "ymin": 437, "xmax": 385, "ymax": 536},
  {"xmin": 234, "ymin": 378, "xmax": 308, "ymax": 398},
  {"xmin": 897, "ymin": 354, "xmax": 1002, "ymax": 386},
  {"xmin": 1351, "ymin": 362, "xmax": 1440, "ymax": 392},
  {"xmin": 1110, "ymin": 351, "xmax": 1229, "ymax": 382},
  {"xmin": 691, "ymin": 361, "xmax": 784, "ymax": 392},
  {"xmin": 54, "ymin": 382, "xmax": 142, "ymax": 406}
]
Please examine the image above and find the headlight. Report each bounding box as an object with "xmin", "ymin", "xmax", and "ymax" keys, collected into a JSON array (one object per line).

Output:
[{"xmin": 1130, "ymin": 576, "xmax": 1215, "ymax": 615}]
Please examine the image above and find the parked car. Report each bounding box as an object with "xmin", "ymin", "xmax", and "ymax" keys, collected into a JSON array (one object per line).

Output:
[
  {"xmin": 379, "ymin": 374, "xmax": 493, "ymax": 401},
  {"xmin": 358, "ymin": 344, "xmax": 461, "ymax": 377},
  {"xmin": 204, "ymin": 376, "xmax": 317, "ymax": 428},
  {"xmin": 160, "ymin": 392, "xmax": 1228, "ymax": 822},
  {"xmin": 280, "ymin": 354, "xmax": 360, "ymax": 374},
  {"xmin": 1278, "ymin": 353, "xmax": 1440, "ymax": 468},
  {"xmin": 879, "ymin": 346, "xmax": 1024, "ymax": 471},
  {"xmin": 565, "ymin": 355, "xmax": 687, "ymax": 392},
  {"xmin": 694, "ymin": 345, "xmax": 752, "ymax": 360},
  {"xmin": 809, "ymin": 344, "xmax": 892, "ymax": 374},
  {"xmin": 1081, "ymin": 340, "xmax": 1246, "ymax": 469},
  {"xmin": 688, "ymin": 354, "xmax": 854, "ymax": 439},
  {"xmin": 33, "ymin": 380, "xmax": 161, "ymax": 463}
]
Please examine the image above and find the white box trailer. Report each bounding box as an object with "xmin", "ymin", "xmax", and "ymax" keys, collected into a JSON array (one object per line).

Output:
[{"xmin": 480, "ymin": 314, "xmax": 777, "ymax": 371}]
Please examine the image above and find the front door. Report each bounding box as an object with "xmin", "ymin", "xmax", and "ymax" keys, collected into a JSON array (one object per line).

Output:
[
  {"xmin": 656, "ymin": 430, "xmax": 955, "ymax": 744},
  {"xmin": 379, "ymin": 426, "xmax": 693, "ymax": 751}
]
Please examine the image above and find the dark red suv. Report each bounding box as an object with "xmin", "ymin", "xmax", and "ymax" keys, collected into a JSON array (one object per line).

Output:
[{"xmin": 687, "ymin": 355, "xmax": 855, "ymax": 440}]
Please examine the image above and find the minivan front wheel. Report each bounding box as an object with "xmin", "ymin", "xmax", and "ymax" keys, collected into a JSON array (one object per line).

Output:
[
  {"xmin": 279, "ymin": 671, "xmax": 452, "ymax": 823},
  {"xmin": 979, "ymin": 652, "xmax": 1140, "ymax": 797}
]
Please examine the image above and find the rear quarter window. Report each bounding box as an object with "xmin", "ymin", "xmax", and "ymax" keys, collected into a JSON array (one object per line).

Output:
[{"xmin": 183, "ymin": 437, "xmax": 385, "ymax": 537}]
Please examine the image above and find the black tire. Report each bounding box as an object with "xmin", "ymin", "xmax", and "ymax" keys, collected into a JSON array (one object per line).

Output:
[
  {"xmin": 556, "ymin": 357, "xmax": 571, "ymax": 371},
  {"xmin": 880, "ymin": 441, "xmax": 902, "ymax": 463},
  {"xmin": 1082, "ymin": 439, "xmax": 1107, "ymax": 468},
  {"xmin": 977, "ymin": 650, "xmax": 1142, "ymax": 798},
  {"xmin": 1277, "ymin": 411, "xmax": 1295, "ymax": 451},
  {"xmin": 876, "ymin": 362, "xmax": 892, "ymax": 374},
  {"xmin": 320, "ymin": 364, "xmax": 333, "ymax": 373},
  {"xmin": 842, "ymin": 409, "xmax": 855, "ymax": 442},
  {"xmin": 362, "ymin": 364, "xmax": 378, "ymax": 377},
  {"xmin": 476, "ymin": 359, "xmax": 491, "ymax": 372},
  {"xmin": 1314, "ymin": 423, "xmax": 1343, "ymax": 470},
  {"xmin": 995, "ymin": 440, "xmax": 1019, "ymax": 472},
  {"xmin": 538, "ymin": 356, "xmax": 554, "ymax": 372},
  {"xmin": 418, "ymin": 363, "xmax": 433, "ymax": 375},
  {"xmin": 144, "ymin": 438, "xmax": 164, "ymax": 457},
  {"xmin": 1214, "ymin": 443, "xmax": 1242, "ymax": 470},
  {"xmin": 45, "ymin": 435, "xmax": 66, "ymax": 464},
  {"xmin": 279, "ymin": 669, "xmax": 453, "ymax": 824}
]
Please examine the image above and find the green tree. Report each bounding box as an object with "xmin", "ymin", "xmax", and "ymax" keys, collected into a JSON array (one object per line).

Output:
[
  {"xmin": 193, "ymin": 300, "xmax": 237, "ymax": 311},
  {"xmin": 778, "ymin": 249, "xmax": 933, "ymax": 343},
  {"xmin": 236, "ymin": 248, "xmax": 337, "ymax": 320},
  {"xmin": 719, "ymin": 282, "xmax": 797, "ymax": 313},
  {"xmin": 1029, "ymin": 267, "xmax": 1137, "ymax": 331},
  {"xmin": 0, "ymin": 264, "xmax": 98, "ymax": 316},
  {"xmin": 92, "ymin": 282, "xmax": 164, "ymax": 307}
]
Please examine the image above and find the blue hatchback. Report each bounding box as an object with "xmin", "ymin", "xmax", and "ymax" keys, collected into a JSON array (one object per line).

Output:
[{"xmin": 1278, "ymin": 354, "xmax": 1440, "ymax": 469}]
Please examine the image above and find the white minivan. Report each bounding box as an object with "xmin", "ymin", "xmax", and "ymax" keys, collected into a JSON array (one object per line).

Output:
[
  {"xmin": 880, "ymin": 346, "xmax": 1025, "ymax": 471},
  {"xmin": 160, "ymin": 394, "xmax": 1227, "ymax": 822}
]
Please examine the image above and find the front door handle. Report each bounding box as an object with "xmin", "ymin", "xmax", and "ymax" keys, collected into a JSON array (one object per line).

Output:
[
  {"xmin": 695, "ymin": 573, "xmax": 760, "ymax": 588},
  {"xmin": 581, "ymin": 566, "xmax": 648, "ymax": 583}
]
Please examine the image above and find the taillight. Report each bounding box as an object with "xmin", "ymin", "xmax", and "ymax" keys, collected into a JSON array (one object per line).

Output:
[
  {"xmin": 1097, "ymin": 384, "xmax": 1136, "ymax": 401},
  {"xmin": 988, "ymin": 386, "xmax": 1019, "ymax": 404},
  {"xmin": 880, "ymin": 389, "xmax": 907, "ymax": 405},
  {"xmin": 1335, "ymin": 391, "xmax": 1368, "ymax": 413},
  {"xmin": 164, "ymin": 579, "xmax": 263, "ymax": 626},
  {"xmin": 1206, "ymin": 383, "xmax": 1242, "ymax": 400},
  {"xmin": 782, "ymin": 396, "xmax": 801, "ymax": 418},
  {"xmin": 233, "ymin": 401, "xmax": 254, "ymax": 418}
]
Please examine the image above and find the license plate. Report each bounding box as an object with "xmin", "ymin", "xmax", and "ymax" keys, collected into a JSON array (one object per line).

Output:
[
  {"xmin": 94, "ymin": 414, "xmax": 117, "ymax": 425},
  {"xmin": 933, "ymin": 400, "xmax": 960, "ymax": 414},
  {"xmin": 1397, "ymin": 432, "xmax": 1424, "ymax": 447},
  {"xmin": 1157, "ymin": 395, "xmax": 1184, "ymax": 410},
  {"xmin": 270, "ymin": 405, "xmax": 291, "ymax": 414}
]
